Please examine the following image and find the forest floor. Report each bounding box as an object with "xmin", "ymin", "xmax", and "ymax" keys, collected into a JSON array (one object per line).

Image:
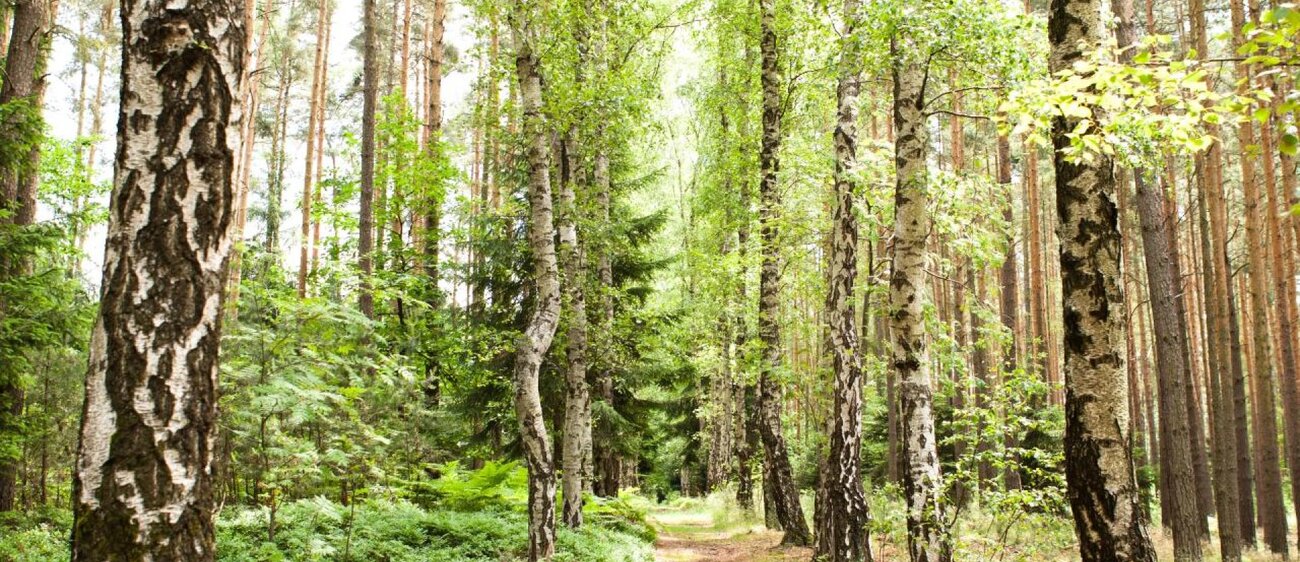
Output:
[{"xmin": 648, "ymin": 506, "xmax": 812, "ymax": 562}]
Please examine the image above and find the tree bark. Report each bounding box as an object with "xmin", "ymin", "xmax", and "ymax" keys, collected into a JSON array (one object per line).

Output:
[
  {"xmin": 558, "ymin": 47, "xmax": 591, "ymax": 527},
  {"xmin": 558, "ymin": 136, "xmax": 590, "ymax": 526},
  {"xmin": 0, "ymin": 0, "xmax": 57, "ymax": 513},
  {"xmin": 755, "ymin": 0, "xmax": 811, "ymax": 546},
  {"xmin": 264, "ymin": 52, "xmax": 291, "ymax": 253},
  {"xmin": 890, "ymin": 36, "xmax": 950, "ymax": 562},
  {"xmin": 509, "ymin": 2, "xmax": 562, "ymax": 557},
  {"xmin": 1110, "ymin": 1, "xmax": 1200, "ymax": 555},
  {"xmin": 423, "ymin": 0, "xmax": 445, "ymax": 278},
  {"xmin": 70, "ymin": 0, "xmax": 245, "ymax": 555},
  {"xmin": 358, "ymin": 0, "xmax": 378, "ymax": 319},
  {"xmin": 226, "ymin": 0, "xmax": 272, "ymax": 320},
  {"xmin": 814, "ymin": 0, "xmax": 871, "ymax": 558},
  {"xmin": 1047, "ymin": 0, "xmax": 1156, "ymax": 557},
  {"xmin": 994, "ymin": 133, "xmax": 1017, "ymax": 490},
  {"xmin": 1133, "ymin": 172, "xmax": 1202, "ymax": 561},
  {"xmin": 1263, "ymin": 78, "xmax": 1300, "ymax": 556}
]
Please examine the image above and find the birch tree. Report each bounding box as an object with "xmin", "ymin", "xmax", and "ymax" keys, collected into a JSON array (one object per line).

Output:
[{"xmin": 70, "ymin": 0, "xmax": 246, "ymax": 556}]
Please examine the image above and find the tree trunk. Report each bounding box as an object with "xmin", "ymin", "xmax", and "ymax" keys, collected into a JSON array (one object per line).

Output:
[
  {"xmin": 1109, "ymin": 1, "xmax": 1200, "ymax": 554},
  {"xmin": 264, "ymin": 55, "xmax": 291, "ymax": 253},
  {"xmin": 755, "ymin": 0, "xmax": 811, "ymax": 546},
  {"xmin": 1263, "ymin": 72, "xmax": 1300, "ymax": 554},
  {"xmin": 1222, "ymin": 0, "xmax": 1260, "ymax": 549},
  {"xmin": 70, "ymin": 0, "xmax": 245, "ymax": 556},
  {"xmin": 994, "ymin": 133, "xmax": 1017, "ymax": 490},
  {"xmin": 297, "ymin": 0, "xmax": 330, "ymax": 298},
  {"xmin": 890, "ymin": 38, "xmax": 950, "ymax": 562},
  {"xmin": 1184, "ymin": 183, "xmax": 1214, "ymax": 537},
  {"xmin": 358, "ymin": 0, "xmax": 379, "ymax": 319},
  {"xmin": 1047, "ymin": 0, "xmax": 1156, "ymax": 557},
  {"xmin": 227, "ymin": 0, "xmax": 272, "ymax": 320},
  {"xmin": 1133, "ymin": 171, "xmax": 1202, "ymax": 561},
  {"xmin": 417, "ymin": 0, "xmax": 445, "ymax": 408},
  {"xmin": 423, "ymin": 0, "xmax": 445, "ymax": 278},
  {"xmin": 592, "ymin": 147, "xmax": 619, "ymax": 499},
  {"xmin": 558, "ymin": 136, "xmax": 590, "ymax": 526},
  {"xmin": 558, "ymin": 125, "xmax": 590, "ymax": 531},
  {"xmin": 0, "ymin": 0, "xmax": 57, "ymax": 513},
  {"xmin": 509, "ymin": 2, "xmax": 562, "ymax": 558},
  {"xmin": 814, "ymin": 1, "xmax": 871, "ymax": 558}
]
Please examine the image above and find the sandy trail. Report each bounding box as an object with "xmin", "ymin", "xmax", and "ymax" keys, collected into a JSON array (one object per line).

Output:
[{"xmin": 649, "ymin": 509, "xmax": 812, "ymax": 562}]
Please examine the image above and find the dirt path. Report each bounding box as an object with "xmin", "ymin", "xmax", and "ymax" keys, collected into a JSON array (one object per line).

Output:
[{"xmin": 649, "ymin": 509, "xmax": 812, "ymax": 562}]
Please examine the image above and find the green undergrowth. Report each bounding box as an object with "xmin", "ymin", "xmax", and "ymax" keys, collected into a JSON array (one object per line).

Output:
[
  {"xmin": 217, "ymin": 497, "xmax": 653, "ymax": 562},
  {"xmin": 0, "ymin": 462, "xmax": 655, "ymax": 562}
]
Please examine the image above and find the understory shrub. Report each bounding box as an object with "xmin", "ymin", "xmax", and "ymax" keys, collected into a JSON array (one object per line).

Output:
[{"xmin": 217, "ymin": 498, "xmax": 654, "ymax": 562}]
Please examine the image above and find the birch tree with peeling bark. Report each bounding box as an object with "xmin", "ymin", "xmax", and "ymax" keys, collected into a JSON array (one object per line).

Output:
[{"xmin": 889, "ymin": 31, "xmax": 951, "ymax": 562}]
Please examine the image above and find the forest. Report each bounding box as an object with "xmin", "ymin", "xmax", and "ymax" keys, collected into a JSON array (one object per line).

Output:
[{"xmin": 0, "ymin": 0, "xmax": 1298, "ymax": 559}]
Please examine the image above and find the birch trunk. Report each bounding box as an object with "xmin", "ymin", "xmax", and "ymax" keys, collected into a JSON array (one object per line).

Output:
[
  {"xmin": 559, "ymin": 136, "xmax": 590, "ymax": 530},
  {"xmin": 1047, "ymin": 0, "xmax": 1156, "ymax": 556},
  {"xmin": 755, "ymin": 0, "xmax": 811, "ymax": 546},
  {"xmin": 814, "ymin": 0, "xmax": 871, "ymax": 558},
  {"xmin": 509, "ymin": 2, "xmax": 562, "ymax": 557},
  {"xmin": 890, "ymin": 37, "xmax": 950, "ymax": 562},
  {"xmin": 70, "ymin": 0, "xmax": 245, "ymax": 555}
]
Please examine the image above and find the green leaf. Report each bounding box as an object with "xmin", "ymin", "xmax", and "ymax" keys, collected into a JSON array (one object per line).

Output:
[{"xmin": 1280, "ymin": 133, "xmax": 1299, "ymax": 156}]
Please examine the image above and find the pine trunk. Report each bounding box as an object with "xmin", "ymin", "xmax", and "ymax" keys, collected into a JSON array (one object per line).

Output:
[
  {"xmin": 358, "ymin": 0, "xmax": 379, "ymax": 318},
  {"xmin": 297, "ymin": 0, "xmax": 330, "ymax": 298},
  {"xmin": 994, "ymin": 133, "xmax": 1017, "ymax": 489},
  {"xmin": 424, "ymin": 0, "xmax": 445, "ymax": 277},
  {"xmin": 0, "ymin": 0, "xmax": 57, "ymax": 513},
  {"xmin": 1133, "ymin": 172, "xmax": 1202, "ymax": 560}
]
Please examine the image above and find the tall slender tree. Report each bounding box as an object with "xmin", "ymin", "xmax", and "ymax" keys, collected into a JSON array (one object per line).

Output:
[
  {"xmin": 559, "ymin": 8, "xmax": 591, "ymax": 527},
  {"xmin": 509, "ymin": 0, "xmax": 563, "ymax": 557},
  {"xmin": 1112, "ymin": 0, "xmax": 1201, "ymax": 555},
  {"xmin": 754, "ymin": 0, "xmax": 811, "ymax": 546},
  {"xmin": 358, "ymin": 0, "xmax": 379, "ymax": 318},
  {"xmin": 814, "ymin": 0, "xmax": 871, "ymax": 558},
  {"xmin": 298, "ymin": 0, "xmax": 331, "ymax": 297},
  {"xmin": 1048, "ymin": 0, "xmax": 1156, "ymax": 556},
  {"xmin": 890, "ymin": 25, "xmax": 950, "ymax": 562},
  {"xmin": 70, "ymin": 0, "xmax": 245, "ymax": 556},
  {"xmin": 0, "ymin": 0, "xmax": 59, "ymax": 512}
]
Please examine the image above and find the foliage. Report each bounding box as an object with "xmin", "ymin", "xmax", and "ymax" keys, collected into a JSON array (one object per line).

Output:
[
  {"xmin": 215, "ymin": 491, "xmax": 654, "ymax": 561},
  {"xmin": 407, "ymin": 460, "xmax": 527, "ymax": 511},
  {"xmin": 0, "ymin": 508, "xmax": 72, "ymax": 562}
]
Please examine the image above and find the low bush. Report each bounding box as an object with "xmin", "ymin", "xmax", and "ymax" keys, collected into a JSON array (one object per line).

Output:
[{"xmin": 217, "ymin": 498, "xmax": 653, "ymax": 562}]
